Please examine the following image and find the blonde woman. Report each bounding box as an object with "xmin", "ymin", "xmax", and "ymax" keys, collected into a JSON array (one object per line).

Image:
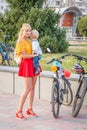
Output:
[{"xmin": 15, "ymin": 23, "xmax": 39, "ymax": 119}]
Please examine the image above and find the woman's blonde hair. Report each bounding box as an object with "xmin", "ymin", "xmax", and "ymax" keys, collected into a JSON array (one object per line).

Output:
[{"xmin": 17, "ymin": 23, "xmax": 31, "ymax": 43}]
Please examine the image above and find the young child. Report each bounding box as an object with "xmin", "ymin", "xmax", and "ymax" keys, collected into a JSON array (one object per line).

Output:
[{"xmin": 30, "ymin": 29, "xmax": 42, "ymax": 75}]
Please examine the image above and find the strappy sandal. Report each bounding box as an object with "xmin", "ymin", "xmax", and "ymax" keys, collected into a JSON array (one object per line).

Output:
[
  {"xmin": 26, "ymin": 108, "xmax": 37, "ymax": 116},
  {"xmin": 16, "ymin": 111, "xmax": 25, "ymax": 119}
]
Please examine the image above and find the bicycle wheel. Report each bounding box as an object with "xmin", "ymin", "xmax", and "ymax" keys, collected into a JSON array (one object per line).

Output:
[
  {"xmin": 72, "ymin": 78, "xmax": 87, "ymax": 117},
  {"xmin": 7, "ymin": 51, "xmax": 14, "ymax": 66},
  {"xmin": 0, "ymin": 52, "xmax": 3, "ymax": 64},
  {"xmin": 61, "ymin": 78, "xmax": 73, "ymax": 106},
  {"xmin": 51, "ymin": 81, "xmax": 60, "ymax": 118}
]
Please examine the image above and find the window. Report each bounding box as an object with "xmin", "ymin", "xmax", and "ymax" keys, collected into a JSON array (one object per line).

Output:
[
  {"xmin": 56, "ymin": 1, "xmax": 60, "ymax": 5},
  {"xmin": 0, "ymin": 6, "xmax": 3, "ymax": 10}
]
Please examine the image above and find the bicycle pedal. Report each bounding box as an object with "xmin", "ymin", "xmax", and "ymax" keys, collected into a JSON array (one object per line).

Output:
[
  {"xmin": 50, "ymin": 101, "xmax": 52, "ymax": 104},
  {"xmin": 63, "ymin": 90, "xmax": 68, "ymax": 94},
  {"xmin": 59, "ymin": 102, "xmax": 62, "ymax": 105},
  {"xmin": 77, "ymin": 95, "xmax": 81, "ymax": 99}
]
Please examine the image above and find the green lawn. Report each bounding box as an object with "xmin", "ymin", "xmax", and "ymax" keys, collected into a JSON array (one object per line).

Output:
[
  {"xmin": 40, "ymin": 45, "xmax": 87, "ymax": 73},
  {"xmin": 5, "ymin": 45, "xmax": 87, "ymax": 74}
]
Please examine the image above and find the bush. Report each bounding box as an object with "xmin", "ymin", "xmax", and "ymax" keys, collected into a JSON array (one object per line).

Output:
[
  {"xmin": 0, "ymin": 1, "xmax": 69, "ymax": 52},
  {"xmin": 40, "ymin": 28, "xmax": 68, "ymax": 53}
]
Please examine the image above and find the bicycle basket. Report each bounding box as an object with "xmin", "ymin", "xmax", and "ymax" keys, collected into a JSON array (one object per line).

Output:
[{"xmin": 72, "ymin": 63, "xmax": 84, "ymax": 74}]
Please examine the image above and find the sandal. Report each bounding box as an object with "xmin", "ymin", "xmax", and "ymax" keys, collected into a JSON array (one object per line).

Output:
[
  {"xmin": 26, "ymin": 108, "xmax": 37, "ymax": 116},
  {"xmin": 16, "ymin": 111, "xmax": 25, "ymax": 119}
]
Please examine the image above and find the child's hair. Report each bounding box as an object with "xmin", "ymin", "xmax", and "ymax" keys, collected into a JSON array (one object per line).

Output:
[
  {"xmin": 31, "ymin": 29, "xmax": 39, "ymax": 39},
  {"xmin": 17, "ymin": 23, "xmax": 31, "ymax": 43}
]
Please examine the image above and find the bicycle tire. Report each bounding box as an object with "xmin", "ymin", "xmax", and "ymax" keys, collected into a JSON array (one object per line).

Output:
[
  {"xmin": 61, "ymin": 78, "xmax": 73, "ymax": 106},
  {"xmin": 72, "ymin": 78, "xmax": 87, "ymax": 117},
  {"xmin": 51, "ymin": 81, "xmax": 60, "ymax": 118},
  {"xmin": 7, "ymin": 51, "xmax": 14, "ymax": 66},
  {"xmin": 0, "ymin": 52, "xmax": 3, "ymax": 64}
]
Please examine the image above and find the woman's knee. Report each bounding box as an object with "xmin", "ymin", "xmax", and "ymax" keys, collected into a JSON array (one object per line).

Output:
[{"xmin": 23, "ymin": 86, "xmax": 31, "ymax": 95}]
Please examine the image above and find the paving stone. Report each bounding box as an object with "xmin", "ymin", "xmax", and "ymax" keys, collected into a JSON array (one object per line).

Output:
[{"xmin": 0, "ymin": 94, "xmax": 87, "ymax": 130}]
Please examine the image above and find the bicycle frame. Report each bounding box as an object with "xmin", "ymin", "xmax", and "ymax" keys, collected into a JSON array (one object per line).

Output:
[
  {"xmin": 53, "ymin": 64, "xmax": 72, "ymax": 102},
  {"xmin": 53, "ymin": 62, "xmax": 63, "ymax": 101},
  {"xmin": 0, "ymin": 47, "xmax": 5, "ymax": 59},
  {"xmin": 71, "ymin": 54, "xmax": 87, "ymax": 117},
  {"xmin": 47, "ymin": 53, "xmax": 73, "ymax": 118},
  {"xmin": 0, "ymin": 42, "xmax": 14, "ymax": 65},
  {"xmin": 0, "ymin": 42, "xmax": 9, "ymax": 59}
]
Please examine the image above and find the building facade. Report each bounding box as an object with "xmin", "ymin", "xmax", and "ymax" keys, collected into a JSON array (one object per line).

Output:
[
  {"xmin": 0, "ymin": 0, "xmax": 9, "ymax": 14},
  {"xmin": 43, "ymin": 0, "xmax": 87, "ymax": 37},
  {"xmin": 43, "ymin": 0, "xmax": 87, "ymax": 15}
]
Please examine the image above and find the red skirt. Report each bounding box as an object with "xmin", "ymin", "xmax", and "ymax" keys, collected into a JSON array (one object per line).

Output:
[{"xmin": 18, "ymin": 58, "xmax": 35, "ymax": 77}]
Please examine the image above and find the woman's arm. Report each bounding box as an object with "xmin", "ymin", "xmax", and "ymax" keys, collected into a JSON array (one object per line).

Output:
[{"xmin": 21, "ymin": 51, "xmax": 38, "ymax": 59}]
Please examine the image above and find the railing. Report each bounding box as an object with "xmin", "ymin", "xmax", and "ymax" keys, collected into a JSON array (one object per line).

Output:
[
  {"xmin": 66, "ymin": 36, "xmax": 87, "ymax": 41},
  {"xmin": 0, "ymin": 65, "xmax": 79, "ymax": 101}
]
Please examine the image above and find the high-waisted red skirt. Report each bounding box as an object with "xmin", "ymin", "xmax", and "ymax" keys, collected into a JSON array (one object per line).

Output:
[{"xmin": 18, "ymin": 58, "xmax": 35, "ymax": 77}]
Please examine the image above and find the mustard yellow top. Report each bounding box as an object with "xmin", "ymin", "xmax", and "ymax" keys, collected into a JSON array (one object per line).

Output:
[{"xmin": 15, "ymin": 39, "xmax": 32, "ymax": 57}]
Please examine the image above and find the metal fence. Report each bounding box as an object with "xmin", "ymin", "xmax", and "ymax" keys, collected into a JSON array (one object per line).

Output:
[{"xmin": 66, "ymin": 37, "xmax": 87, "ymax": 41}]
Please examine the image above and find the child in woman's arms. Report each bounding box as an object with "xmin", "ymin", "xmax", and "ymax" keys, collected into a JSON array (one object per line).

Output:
[{"xmin": 30, "ymin": 29, "xmax": 42, "ymax": 75}]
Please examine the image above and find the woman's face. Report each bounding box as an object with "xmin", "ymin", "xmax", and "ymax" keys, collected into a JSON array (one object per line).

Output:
[{"xmin": 22, "ymin": 27, "xmax": 31, "ymax": 38}]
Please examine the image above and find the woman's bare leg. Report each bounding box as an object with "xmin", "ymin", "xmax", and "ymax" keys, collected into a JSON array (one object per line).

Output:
[
  {"xmin": 27, "ymin": 76, "xmax": 37, "ymax": 109},
  {"xmin": 17, "ymin": 77, "xmax": 32, "ymax": 114}
]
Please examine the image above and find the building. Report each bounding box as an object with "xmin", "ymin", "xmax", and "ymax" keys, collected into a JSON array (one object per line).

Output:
[
  {"xmin": 0, "ymin": 0, "xmax": 9, "ymax": 14},
  {"xmin": 74, "ymin": 0, "xmax": 87, "ymax": 16},
  {"xmin": 43, "ymin": 0, "xmax": 87, "ymax": 37},
  {"xmin": 43, "ymin": 0, "xmax": 87, "ymax": 15}
]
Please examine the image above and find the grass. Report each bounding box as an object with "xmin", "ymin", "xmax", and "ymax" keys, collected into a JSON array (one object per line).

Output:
[
  {"xmin": 2, "ymin": 45, "xmax": 87, "ymax": 74},
  {"xmin": 68, "ymin": 45, "xmax": 87, "ymax": 56},
  {"xmin": 40, "ymin": 45, "xmax": 87, "ymax": 73}
]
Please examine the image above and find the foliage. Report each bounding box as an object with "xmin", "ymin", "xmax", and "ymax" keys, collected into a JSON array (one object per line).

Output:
[
  {"xmin": 6, "ymin": 0, "xmax": 44, "ymax": 9},
  {"xmin": 78, "ymin": 15, "xmax": 87, "ymax": 37},
  {"xmin": 40, "ymin": 45, "xmax": 87, "ymax": 72},
  {"xmin": 0, "ymin": 0, "xmax": 69, "ymax": 52},
  {"xmin": 39, "ymin": 28, "xmax": 68, "ymax": 53}
]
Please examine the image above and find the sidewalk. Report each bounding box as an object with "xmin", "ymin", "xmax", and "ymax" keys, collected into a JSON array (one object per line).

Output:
[{"xmin": 0, "ymin": 94, "xmax": 87, "ymax": 130}]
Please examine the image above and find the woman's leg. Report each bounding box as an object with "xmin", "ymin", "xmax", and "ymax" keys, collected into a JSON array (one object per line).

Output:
[
  {"xmin": 27, "ymin": 76, "xmax": 37, "ymax": 109},
  {"xmin": 17, "ymin": 77, "xmax": 32, "ymax": 114}
]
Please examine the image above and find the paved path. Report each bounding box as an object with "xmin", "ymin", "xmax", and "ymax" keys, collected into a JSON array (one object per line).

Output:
[{"xmin": 0, "ymin": 94, "xmax": 87, "ymax": 130}]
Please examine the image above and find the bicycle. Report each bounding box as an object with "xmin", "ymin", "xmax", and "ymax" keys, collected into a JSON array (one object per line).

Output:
[
  {"xmin": 47, "ymin": 53, "xmax": 73, "ymax": 118},
  {"xmin": 71, "ymin": 54, "xmax": 87, "ymax": 117},
  {"xmin": 0, "ymin": 37, "xmax": 14, "ymax": 66}
]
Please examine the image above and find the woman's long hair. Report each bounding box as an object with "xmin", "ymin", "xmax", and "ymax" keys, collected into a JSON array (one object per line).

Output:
[
  {"xmin": 17, "ymin": 23, "xmax": 31, "ymax": 43},
  {"xmin": 14, "ymin": 23, "xmax": 31, "ymax": 59}
]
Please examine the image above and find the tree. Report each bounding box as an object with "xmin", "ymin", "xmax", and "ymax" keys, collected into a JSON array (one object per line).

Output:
[
  {"xmin": 78, "ymin": 15, "xmax": 87, "ymax": 37},
  {"xmin": 0, "ymin": 0, "xmax": 44, "ymax": 43},
  {"xmin": 0, "ymin": 0, "xmax": 68, "ymax": 52},
  {"xmin": 7, "ymin": 0, "xmax": 44, "ymax": 9}
]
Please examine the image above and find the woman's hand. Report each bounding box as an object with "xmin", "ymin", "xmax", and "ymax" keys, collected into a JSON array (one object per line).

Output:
[
  {"xmin": 34, "ymin": 53, "xmax": 38, "ymax": 57},
  {"xmin": 21, "ymin": 51, "xmax": 38, "ymax": 59}
]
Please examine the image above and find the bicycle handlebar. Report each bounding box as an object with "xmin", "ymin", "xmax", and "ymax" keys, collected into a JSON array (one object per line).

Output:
[
  {"xmin": 71, "ymin": 54, "xmax": 87, "ymax": 62},
  {"xmin": 47, "ymin": 53, "xmax": 87, "ymax": 65},
  {"xmin": 0, "ymin": 42, "xmax": 14, "ymax": 52},
  {"xmin": 47, "ymin": 58, "xmax": 55, "ymax": 64},
  {"xmin": 47, "ymin": 53, "xmax": 71, "ymax": 64},
  {"xmin": 60, "ymin": 54, "xmax": 71, "ymax": 59}
]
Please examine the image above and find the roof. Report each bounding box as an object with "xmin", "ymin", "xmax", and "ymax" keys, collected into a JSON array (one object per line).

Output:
[{"xmin": 55, "ymin": 6, "xmax": 82, "ymax": 16}]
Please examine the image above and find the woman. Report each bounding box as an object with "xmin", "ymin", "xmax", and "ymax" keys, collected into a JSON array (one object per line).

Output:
[{"xmin": 15, "ymin": 23, "xmax": 39, "ymax": 119}]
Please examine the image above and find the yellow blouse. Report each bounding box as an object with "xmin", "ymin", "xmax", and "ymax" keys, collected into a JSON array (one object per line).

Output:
[{"xmin": 15, "ymin": 39, "xmax": 32, "ymax": 57}]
